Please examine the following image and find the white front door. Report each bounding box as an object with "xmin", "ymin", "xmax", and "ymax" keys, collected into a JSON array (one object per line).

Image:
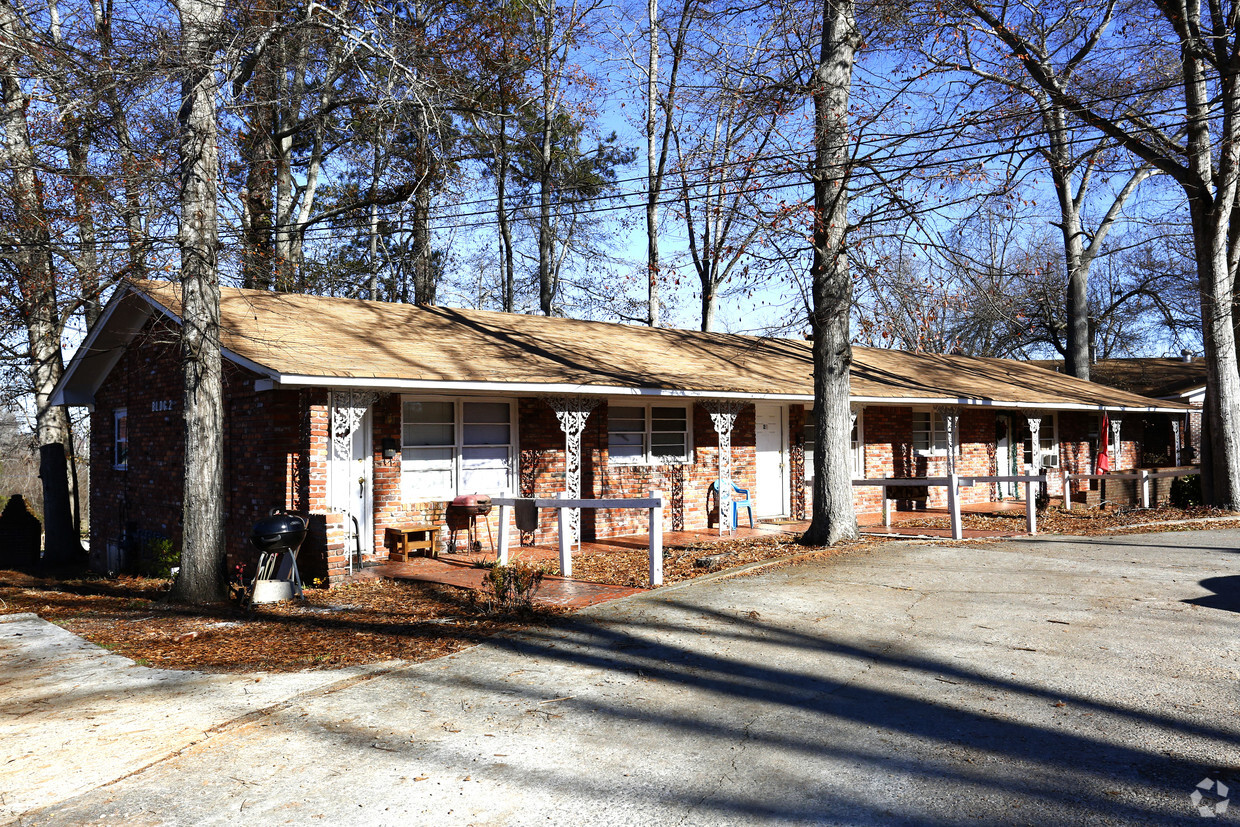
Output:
[
  {"xmin": 996, "ymin": 415, "xmax": 1015, "ymax": 498},
  {"xmin": 754, "ymin": 404, "xmax": 786, "ymax": 518},
  {"xmin": 329, "ymin": 401, "xmax": 373, "ymax": 560}
]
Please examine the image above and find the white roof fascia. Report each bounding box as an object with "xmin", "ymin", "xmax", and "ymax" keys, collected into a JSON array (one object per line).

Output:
[
  {"xmin": 51, "ymin": 285, "xmax": 152, "ymax": 407},
  {"xmin": 52, "ymin": 284, "xmax": 282, "ymax": 407},
  {"xmin": 1178, "ymin": 386, "xmax": 1205, "ymax": 404},
  {"xmin": 257, "ymin": 375, "xmax": 1186, "ymax": 413}
]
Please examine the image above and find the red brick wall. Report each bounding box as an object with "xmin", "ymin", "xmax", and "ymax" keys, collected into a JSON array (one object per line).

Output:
[
  {"xmin": 90, "ymin": 320, "xmax": 185, "ymax": 567},
  {"xmin": 364, "ymin": 398, "xmax": 759, "ymax": 565},
  {"xmin": 90, "ymin": 316, "xmax": 312, "ymax": 580}
]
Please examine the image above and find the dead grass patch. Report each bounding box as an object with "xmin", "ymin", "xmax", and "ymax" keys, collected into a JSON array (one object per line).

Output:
[{"xmin": 0, "ymin": 571, "xmax": 561, "ymax": 673}]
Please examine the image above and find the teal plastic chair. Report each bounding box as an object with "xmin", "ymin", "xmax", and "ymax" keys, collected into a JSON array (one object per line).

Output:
[{"xmin": 710, "ymin": 480, "xmax": 755, "ymax": 528}]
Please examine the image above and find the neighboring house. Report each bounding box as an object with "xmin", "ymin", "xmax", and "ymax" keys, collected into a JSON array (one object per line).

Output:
[
  {"xmin": 53, "ymin": 281, "xmax": 1190, "ymax": 583},
  {"xmin": 1035, "ymin": 356, "xmax": 1205, "ymax": 464}
]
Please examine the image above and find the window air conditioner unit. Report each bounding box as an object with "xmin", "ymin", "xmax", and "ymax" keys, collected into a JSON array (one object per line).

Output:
[{"xmin": 1043, "ymin": 454, "xmax": 1060, "ymax": 467}]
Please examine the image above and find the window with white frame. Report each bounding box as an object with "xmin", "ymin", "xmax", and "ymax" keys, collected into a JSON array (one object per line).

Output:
[
  {"xmin": 912, "ymin": 409, "xmax": 956, "ymax": 456},
  {"xmin": 802, "ymin": 407, "xmax": 864, "ymax": 480},
  {"xmin": 113, "ymin": 408, "xmax": 128, "ymax": 470},
  {"xmin": 607, "ymin": 403, "xmax": 690, "ymax": 464},
  {"xmin": 401, "ymin": 397, "xmax": 515, "ymax": 499}
]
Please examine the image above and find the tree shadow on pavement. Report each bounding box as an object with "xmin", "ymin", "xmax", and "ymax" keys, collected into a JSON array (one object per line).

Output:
[
  {"xmin": 1184, "ymin": 575, "xmax": 1240, "ymax": 613},
  {"xmin": 389, "ymin": 597, "xmax": 1237, "ymax": 825}
]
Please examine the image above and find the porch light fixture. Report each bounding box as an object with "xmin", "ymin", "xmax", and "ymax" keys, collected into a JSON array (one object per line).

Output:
[{"xmin": 382, "ymin": 438, "xmax": 399, "ymax": 460}]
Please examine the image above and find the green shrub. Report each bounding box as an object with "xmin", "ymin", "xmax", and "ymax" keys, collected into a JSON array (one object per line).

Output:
[
  {"xmin": 1170, "ymin": 474, "xmax": 1202, "ymax": 508},
  {"xmin": 141, "ymin": 537, "xmax": 179, "ymax": 579}
]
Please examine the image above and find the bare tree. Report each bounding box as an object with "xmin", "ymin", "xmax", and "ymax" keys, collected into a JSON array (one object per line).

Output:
[
  {"xmin": 956, "ymin": 0, "xmax": 1240, "ymax": 506},
  {"xmin": 0, "ymin": 2, "xmax": 85, "ymax": 565},
  {"xmin": 919, "ymin": 2, "xmax": 1164, "ymax": 379}
]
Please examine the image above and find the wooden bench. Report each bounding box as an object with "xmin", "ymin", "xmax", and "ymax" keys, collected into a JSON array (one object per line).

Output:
[{"xmin": 385, "ymin": 524, "xmax": 442, "ymax": 562}]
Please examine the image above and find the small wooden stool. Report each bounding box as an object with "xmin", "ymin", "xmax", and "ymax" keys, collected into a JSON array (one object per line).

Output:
[{"xmin": 385, "ymin": 524, "xmax": 442, "ymax": 562}]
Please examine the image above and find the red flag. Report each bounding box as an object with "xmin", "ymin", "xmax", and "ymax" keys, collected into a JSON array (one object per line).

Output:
[{"xmin": 1096, "ymin": 413, "xmax": 1111, "ymax": 474}]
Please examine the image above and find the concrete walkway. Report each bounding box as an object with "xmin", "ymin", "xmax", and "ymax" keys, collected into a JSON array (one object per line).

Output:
[{"xmin": 4, "ymin": 529, "xmax": 1239, "ymax": 825}]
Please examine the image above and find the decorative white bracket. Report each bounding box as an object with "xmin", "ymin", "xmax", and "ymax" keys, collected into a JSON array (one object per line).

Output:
[
  {"xmin": 545, "ymin": 395, "xmax": 598, "ymax": 548},
  {"xmin": 700, "ymin": 400, "xmax": 746, "ymax": 535},
  {"xmin": 330, "ymin": 391, "xmax": 382, "ymax": 460}
]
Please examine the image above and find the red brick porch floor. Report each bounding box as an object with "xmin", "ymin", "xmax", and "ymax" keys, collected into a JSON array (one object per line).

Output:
[{"xmin": 367, "ymin": 503, "xmax": 1032, "ymax": 608}]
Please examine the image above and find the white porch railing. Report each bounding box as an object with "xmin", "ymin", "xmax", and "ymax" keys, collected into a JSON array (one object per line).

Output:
[
  {"xmin": 1062, "ymin": 468, "xmax": 1199, "ymax": 510},
  {"xmin": 492, "ymin": 490, "xmax": 666, "ymax": 586},
  {"xmin": 852, "ymin": 473, "xmax": 1047, "ymax": 539}
]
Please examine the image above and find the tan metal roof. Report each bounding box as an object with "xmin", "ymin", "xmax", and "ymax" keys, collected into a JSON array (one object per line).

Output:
[{"xmin": 72, "ymin": 280, "xmax": 1188, "ymax": 412}]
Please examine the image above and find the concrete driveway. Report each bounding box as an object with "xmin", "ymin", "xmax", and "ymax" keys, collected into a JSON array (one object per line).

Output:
[{"xmin": 3, "ymin": 530, "xmax": 1238, "ymax": 825}]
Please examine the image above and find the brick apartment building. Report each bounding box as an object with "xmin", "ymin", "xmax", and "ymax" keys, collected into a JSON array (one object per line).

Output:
[{"xmin": 53, "ymin": 280, "xmax": 1192, "ymax": 583}]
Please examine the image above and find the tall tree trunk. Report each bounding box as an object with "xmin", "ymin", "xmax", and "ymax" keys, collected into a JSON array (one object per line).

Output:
[
  {"xmin": 536, "ymin": 2, "xmax": 557, "ymax": 316},
  {"xmin": 1049, "ymin": 112, "xmax": 1092, "ymax": 381},
  {"xmin": 497, "ymin": 137, "xmax": 515, "ymax": 312},
  {"xmin": 645, "ymin": 0, "xmax": 660, "ymax": 327},
  {"xmin": 90, "ymin": 0, "xmax": 149, "ymax": 281},
  {"xmin": 538, "ymin": 101, "xmax": 555, "ymax": 314},
  {"xmin": 802, "ymin": 0, "xmax": 859, "ymax": 547},
  {"xmin": 241, "ymin": 98, "xmax": 276, "ymax": 290},
  {"xmin": 173, "ymin": 0, "xmax": 226, "ymax": 603},
  {"xmin": 368, "ymin": 141, "xmax": 381, "ymax": 300},
  {"xmin": 412, "ymin": 174, "xmax": 435, "ymax": 304},
  {"xmin": 0, "ymin": 17, "xmax": 82, "ymax": 565}
]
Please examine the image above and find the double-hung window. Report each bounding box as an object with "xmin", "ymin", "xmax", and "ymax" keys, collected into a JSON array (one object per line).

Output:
[
  {"xmin": 607, "ymin": 404, "xmax": 690, "ymax": 464},
  {"xmin": 401, "ymin": 397, "xmax": 515, "ymax": 499},
  {"xmin": 802, "ymin": 406, "xmax": 864, "ymax": 480},
  {"xmin": 113, "ymin": 408, "xmax": 128, "ymax": 470},
  {"xmin": 912, "ymin": 409, "xmax": 955, "ymax": 456}
]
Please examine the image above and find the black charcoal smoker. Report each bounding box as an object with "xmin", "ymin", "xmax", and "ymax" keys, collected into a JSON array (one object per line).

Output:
[{"xmin": 249, "ymin": 509, "xmax": 308, "ymax": 603}]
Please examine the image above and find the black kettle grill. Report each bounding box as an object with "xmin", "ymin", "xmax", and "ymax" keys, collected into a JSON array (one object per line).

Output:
[{"xmin": 248, "ymin": 509, "xmax": 308, "ymax": 598}]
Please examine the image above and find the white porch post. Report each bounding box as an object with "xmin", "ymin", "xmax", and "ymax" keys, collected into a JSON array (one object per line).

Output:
[
  {"xmin": 546, "ymin": 396, "xmax": 598, "ymax": 551},
  {"xmin": 701, "ymin": 400, "xmax": 745, "ymax": 535},
  {"xmin": 649, "ymin": 488, "xmax": 664, "ymax": 586},
  {"xmin": 1025, "ymin": 411, "xmax": 1045, "ymax": 505},
  {"xmin": 947, "ymin": 471, "xmax": 963, "ymax": 539},
  {"xmin": 1110, "ymin": 416, "xmax": 1123, "ymax": 470},
  {"xmin": 935, "ymin": 405, "xmax": 960, "ymax": 474},
  {"xmin": 1172, "ymin": 417, "xmax": 1182, "ymax": 466},
  {"xmin": 557, "ymin": 491, "xmax": 571, "ymax": 576},
  {"xmin": 497, "ymin": 504, "xmax": 511, "ymax": 565},
  {"xmin": 1026, "ymin": 480, "xmax": 1037, "ymax": 534},
  {"xmin": 1025, "ymin": 413, "xmax": 1042, "ymax": 475}
]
